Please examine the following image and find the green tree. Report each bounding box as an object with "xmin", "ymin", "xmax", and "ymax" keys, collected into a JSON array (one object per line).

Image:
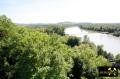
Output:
[
  {"xmin": 83, "ymin": 35, "xmax": 90, "ymax": 43},
  {"xmin": 69, "ymin": 57, "xmax": 83, "ymax": 79},
  {"xmin": 66, "ymin": 36, "xmax": 81, "ymax": 47}
]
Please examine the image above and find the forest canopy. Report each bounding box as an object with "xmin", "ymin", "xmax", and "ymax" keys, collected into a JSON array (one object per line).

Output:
[{"xmin": 0, "ymin": 15, "xmax": 120, "ymax": 79}]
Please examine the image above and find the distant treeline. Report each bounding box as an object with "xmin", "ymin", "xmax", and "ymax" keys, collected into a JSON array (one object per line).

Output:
[
  {"xmin": 28, "ymin": 25, "xmax": 65, "ymax": 36},
  {"xmin": 79, "ymin": 23, "xmax": 120, "ymax": 37}
]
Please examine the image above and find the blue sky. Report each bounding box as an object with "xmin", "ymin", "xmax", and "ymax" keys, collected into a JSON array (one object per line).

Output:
[{"xmin": 0, "ymin": 0, "xmax": 120, "ymax": 23}]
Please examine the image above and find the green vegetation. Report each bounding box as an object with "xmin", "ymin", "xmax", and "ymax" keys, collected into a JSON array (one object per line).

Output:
[
  {"xmin": 79, "ymin": 23, "xmax": 120, "ymax": 37},
  {"xmin": 0, "ymin": 15, "xmax": 120, "ymax": 79},
  {"xmin": 28, "ymin": 25, "xmax": 65, "ymax": 36},
  {"xmin": 66, "ymin": 36, "xmax": 81, "ymax": 47}
]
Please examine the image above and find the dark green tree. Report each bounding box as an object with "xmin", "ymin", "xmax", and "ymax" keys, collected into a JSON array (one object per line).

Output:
[
  {"xmin": 66, "ymin": 36, "xmax": 81, "ymax": 47},
  {"xmin": 68, "ymin": 57, "xmax": 83, "ymax": 79}
]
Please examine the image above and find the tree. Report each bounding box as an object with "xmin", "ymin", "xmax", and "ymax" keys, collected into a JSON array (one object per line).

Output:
[
  {"xmin": 115, "ymin": 54, "xmax": 120, "ymax": 63},
  {"xmin": 97, "ymin": 45, "xmax": 108, "ymax": 58},
  {"xmin": 0, "ymin": 15, "xmax": 117, "ymax": 79},
  {"xmin": 0, "ymin": 15, "xmax": 17, "ymax": 79},
  {"xmin": 83, "ymin": 35, "xmax": 90, "ymax": 43},
  {"xmin": 66, "ymin": 36, "xmax": 81, "ymax": 47},
  {"xmin": 68, "ymin": 57, "xmax": 83, "ymax": 79}
]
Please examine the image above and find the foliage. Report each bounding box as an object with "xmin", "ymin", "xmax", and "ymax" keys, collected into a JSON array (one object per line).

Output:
[
  {"xmin": 68, "ymin": 57, "xmax": 83, "ymax": 79},
  {"xmin": 97, "ymin": 45, "xmax": 114, "ymax": 61},
  {"xmin": 114, "ymin": 54, "xmax": 120, "ymax": 67},
  {"xmin": 115, "ymin": 54, "xmax": 120, "ymax": 63},
  {"xmin": 29, "ymin": 25, "xmax": 65, "ymax": 36},
  {"xmin": 66, "ymin": 36, "xmax": 81, "ymax": 47},
  {"xmin": 82, "ymin": 35, "xmax": 90, "ymax": 44},
  {"xmin": 0, "ymin": 15, "xmax": 118, "ymax": 79},
  {"xmin": 79, "ymin": 23, "xmax": 120, "ymax": 37}
]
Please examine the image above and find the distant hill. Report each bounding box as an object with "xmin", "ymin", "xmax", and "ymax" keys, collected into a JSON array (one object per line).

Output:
[{"xmin": 56, "ymin": 21, "xmax": 78, "ymax": 27}]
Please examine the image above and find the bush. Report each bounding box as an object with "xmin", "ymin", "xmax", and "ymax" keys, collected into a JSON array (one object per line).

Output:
[{"xmin": 66, "ymin": 36, "xmax": 81, "ymax": 47}]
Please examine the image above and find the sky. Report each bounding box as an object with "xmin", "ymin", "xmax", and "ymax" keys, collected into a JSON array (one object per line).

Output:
[{"xmin": 0, "ymin": 0, "xmax": 120, "ymax": 23}]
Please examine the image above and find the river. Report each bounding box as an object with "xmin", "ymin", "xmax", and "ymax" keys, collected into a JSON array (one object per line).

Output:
[{"xmin": 64, "ymin": 26, "xmax": 120, "ymax": 56}]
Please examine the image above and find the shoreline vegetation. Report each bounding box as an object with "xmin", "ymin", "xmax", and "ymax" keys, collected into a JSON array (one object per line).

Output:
[
  {"xmin": 0, "ymin": 15, "xmax": 120, "ymax": 79},
  {"xmin": 79, "ymin": 23, "xmax": 120, "ymax": 37}
]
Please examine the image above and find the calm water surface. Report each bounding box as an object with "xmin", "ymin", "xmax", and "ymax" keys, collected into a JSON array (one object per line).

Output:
[{"xmin": 65, "ymin": 26, "xmax": 120, "ymax": 56}]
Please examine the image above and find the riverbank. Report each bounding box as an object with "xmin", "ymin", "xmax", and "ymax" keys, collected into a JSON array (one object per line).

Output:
[
  {"xmin": 81, "ymin": 28, "xmax": 120, "ymax": 37},
  {"xmin": 79, "ymin": 24, "xmax": 120, "ymax": 37},
  {"xmin": 65, "ymin": 26, "xmax": 120, "ymax": 56},
  {"xmin": 95, "ymin": 31, "xmax": 120, "ymax": 37}
]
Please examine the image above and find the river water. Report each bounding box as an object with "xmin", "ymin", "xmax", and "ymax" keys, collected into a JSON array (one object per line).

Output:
[{"xmin": 64, "ymin": 26, "xmax": 120, "ymax": 56}]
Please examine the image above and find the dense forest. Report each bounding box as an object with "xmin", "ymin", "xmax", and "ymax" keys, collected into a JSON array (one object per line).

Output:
[
  {"xmin": 79, "ymin": 23, "xmax": 120, "ymax": 37},
  {"xmin": 0, "ymin": 15, "xmax": 120, "ymax": 79}
]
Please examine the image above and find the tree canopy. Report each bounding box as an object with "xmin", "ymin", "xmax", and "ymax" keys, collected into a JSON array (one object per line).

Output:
[{"xmin": 0, "ymin": 15, "xmax": 119, "ymax": 79}]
